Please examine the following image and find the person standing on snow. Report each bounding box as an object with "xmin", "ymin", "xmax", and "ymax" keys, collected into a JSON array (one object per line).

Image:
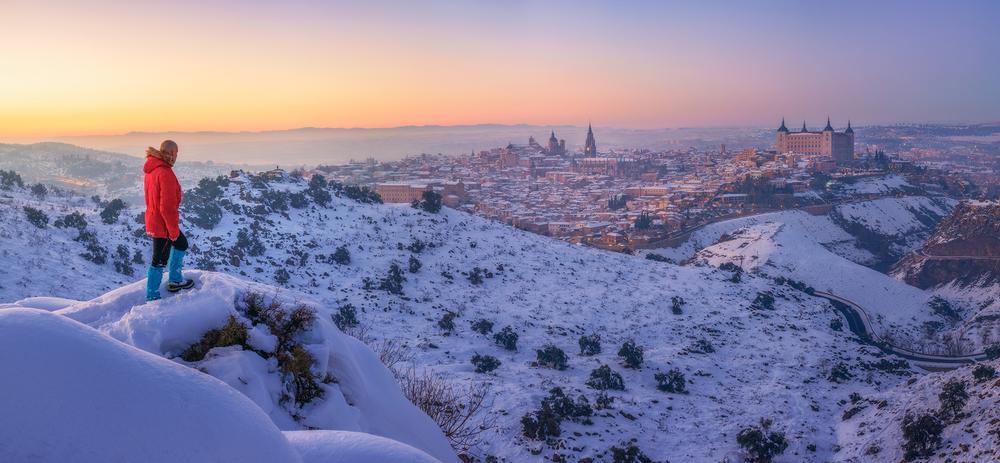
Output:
[{"xmin": 143, "ymin": 140, "xmax": 194, "ymax": 301}]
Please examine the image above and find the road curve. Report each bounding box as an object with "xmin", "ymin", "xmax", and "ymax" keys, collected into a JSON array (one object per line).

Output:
[
  {"xmin": 913, "ymin": 249, "xmax": 1000, "ymax": 261},
  {"xmin": 812, "ymin": 291, "xmax": 989, "ymax": 369}
]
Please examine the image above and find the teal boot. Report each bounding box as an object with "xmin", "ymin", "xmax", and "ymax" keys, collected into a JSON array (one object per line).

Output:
[
  {"xmin": 146, "ymin": 266, "xmax": 163, "ymax": 301},
  {"xmin": 166, "ymin": 248, "xmax": 194, "ymax": 292}
]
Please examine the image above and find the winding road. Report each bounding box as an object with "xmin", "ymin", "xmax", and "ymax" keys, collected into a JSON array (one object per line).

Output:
[
  {"xmin": 812, "ymin": 291, "xmax": 990, "ymax": 370},
  {"xmin": 913, "ymin": 249, "xmax": 1000, "ymax": 261}
]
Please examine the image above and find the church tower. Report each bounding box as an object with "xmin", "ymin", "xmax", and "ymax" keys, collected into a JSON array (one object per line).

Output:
[
  {"xmin": 776, "ymin": 118, "xmax": 789, "ymax": 153},
  {"xmin": 547, "ymin": 131, "xmax": 564, "ymax": 155},
  {"xmin": 583, "ymin": 124, "xmax": 597, "ymax": 156},
  {"xmin": 821, "ymin": 116, "xmax": 834, "ymax": 154}
]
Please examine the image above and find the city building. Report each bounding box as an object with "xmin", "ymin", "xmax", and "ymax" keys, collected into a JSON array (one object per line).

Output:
[
  {"xmin": 575, "ymin": 157, "xmax": 641, "ymax": 177},
  {"xmin": 776, "ymin": 118, "xmax": 854, "ymax": 163},
  {"xmin": 375, "ymin": 183, "xmax": 430, "ymax": 203}
]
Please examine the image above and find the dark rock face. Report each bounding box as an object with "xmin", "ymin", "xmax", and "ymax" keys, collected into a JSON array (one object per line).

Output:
[{"xmin": 894, "ymin": 201, "xmax": 1000, "ymax": 289}]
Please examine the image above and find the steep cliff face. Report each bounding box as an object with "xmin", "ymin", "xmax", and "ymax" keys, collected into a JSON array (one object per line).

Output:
[{"xmin": 893, "ymin": 201, "xmax": 1000, "ymax": 289}]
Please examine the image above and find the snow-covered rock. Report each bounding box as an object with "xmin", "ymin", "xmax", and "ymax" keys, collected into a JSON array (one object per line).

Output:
[
  {"xmin": 0, "ymin": 307, "xmax": 301, "ymax": 463},
  {"xmin": 49, "ymin": 270, "xmax": 458, "ymax": 463}
]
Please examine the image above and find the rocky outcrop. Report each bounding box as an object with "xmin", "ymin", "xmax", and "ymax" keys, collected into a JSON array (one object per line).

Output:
[{"xmin": 893, "ymin": 201, "xmax": 1000, "ymax": 288}]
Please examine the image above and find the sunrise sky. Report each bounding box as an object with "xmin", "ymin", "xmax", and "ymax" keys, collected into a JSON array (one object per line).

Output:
[{"xmin": 2, "ymin": 0, "xmax": 999, "ymax": 138}]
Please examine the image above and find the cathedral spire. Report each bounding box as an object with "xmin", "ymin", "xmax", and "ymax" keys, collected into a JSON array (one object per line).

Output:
[
  {"xmin": 801, "ymin": 121, "xmax": 808, "ymax": 132},
  {"xmin": 584, "ymin": 123, "xmax": 597, "ymax": 156}
]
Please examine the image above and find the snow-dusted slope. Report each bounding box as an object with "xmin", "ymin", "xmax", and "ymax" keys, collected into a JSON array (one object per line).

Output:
[
  {"xmin": 685, "ymin": 211, "xmax": 937, "ymax": 333},
  {"xmin": 0, "ymin": 185, "xmax": 145, "ymax": 300},
  {"xmin": 831, "ymin": 196, "xmax": 953, "ymax": 259},
  {"xmin": 648, "ymin": 202, "xmax": 957, "ymax": 336},
  {"xmin": 839, "ymin": 174, "xmax": 916, "ymax": 195},
  {"xmin": 0, "ymin": 307, "xmax": 302, "ymax": 463},
  {"xmin": 834, "ymin": 196, "xmax": 950, "ymax": 241},
  {"xmin": 650, "ymin": 208, "xmax": 874, "ymax": 266},
  {"xmin": 0, "ymin": 171, "xmax": 984, "ymax": 461},
  {"xmin": 837, "ymin": 360, "xmax": 999, "ymax": 462},
  {"xmin": 0, "ymin": 142, "xmax": 237, "ymax": 202}
]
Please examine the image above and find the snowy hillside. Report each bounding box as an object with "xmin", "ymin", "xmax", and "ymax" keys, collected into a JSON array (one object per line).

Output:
[
  {"xmin": 0, "ymin": 142, "xmax": 241, "ymax": 203},
  {"xmin": 647, "ymin": 200, "xmax": 961, "ymax": 339},
  {"xmin": 831, "ymin": 196, "xmax": 952, "ymax": 259},
  {"xmin": 0, "ymin": 170, "xmax": 946, "ymax": 461},
  {"xmin": 836, "ymin": 360, "xmax": 999, "ymax": 462},
  {"xmin": 652, "ymin": 194, "xmax": 1000, "ymax": 354},
  {"xmin": 839, "ymin": 174, "xmax": 918, "ymax": 195},
  {"xmin": 688, "ymin": 213, "xmax": 937, "ymax": 333}
]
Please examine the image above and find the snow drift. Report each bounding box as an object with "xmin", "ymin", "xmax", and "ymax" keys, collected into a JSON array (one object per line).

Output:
[
  {"xmin": 1, "ymin": 271, "xmax": 454, "ymax": 463},
  {"xmin": 0, "ymin": 307, "xmax": 301, "ymax": 463},
  {"xmin": 285, "ymin": 430, "xmax": 442, "ymax": 463}
]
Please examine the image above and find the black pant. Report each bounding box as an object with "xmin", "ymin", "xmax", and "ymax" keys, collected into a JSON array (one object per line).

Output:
[{"xmin": 151, "ymin": 231, "xmax": 188, "ymax": 268}]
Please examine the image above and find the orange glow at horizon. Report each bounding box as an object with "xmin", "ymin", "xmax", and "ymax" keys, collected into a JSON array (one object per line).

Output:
[
  {"xmin": 2, "ymin": 1, "xmax": 998, "ymax": 139},
  {"xmin": 0, "ymin": 2, "xmax": 797, "ymax": 138}
]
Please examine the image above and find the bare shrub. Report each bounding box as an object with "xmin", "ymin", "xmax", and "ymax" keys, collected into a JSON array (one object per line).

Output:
[
  {"xmin": 942, "ymin": 334, "xmax": 974, "ymax": 357},
  {"xmin": 396, "ymin": 368, "xmax": 496, "ymax": 452},
  {"xmin": 341, "ymin": 321, "xmax": 372, "ymax": 343},
  {"xmin": 372, "ymin": 337, "xmax": 413, "ymax": 372}
]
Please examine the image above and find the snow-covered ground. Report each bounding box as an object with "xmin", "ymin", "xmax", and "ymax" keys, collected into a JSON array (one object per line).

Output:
[
  {"xmin": 0, "ymin": 174, "xmax": 935, "ymax": 461},
  {"xmin": 68, "ymin": 271, "xmax": 455, "ymax": 461},
  {"xmin": 649, "ymin": 209, "xmax": 874, "ymax": 266},
  {"xmin": 285, "ymin": 430, "xmax": 442, "ymax": 463},
  {"xmin": 0, "ymin": 307, "xmax": 303, "ymax": 463},
  {"xmin": 683, "ymin": 212, "xmax": 937, "ymax": 333},
  {"xmin": 835, "ymin": 196, "xmax": 950, "ymax": 240},
  {"xmin": 836, "ymin": 359, "xmax": 999, "ymax": 462},
  {"xmin": 647, "ymin": 197, "xmax": 969, "ymax": 343},
  {"xmin": 0, "ymin": 273, "xmax": 455, "ymax": 462},
  {"xmin": 839, "ymin": 174, "xmax": 915, "ymax": 195},
  {"xmin": 832, "ymin": 196, "xmax": 953, "ymax": 256}
]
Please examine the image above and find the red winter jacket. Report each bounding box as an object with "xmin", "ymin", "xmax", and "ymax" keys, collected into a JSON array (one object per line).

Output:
[{"xmin": 143, "ymin": 156, "xmax": 182, "ymax": 240}]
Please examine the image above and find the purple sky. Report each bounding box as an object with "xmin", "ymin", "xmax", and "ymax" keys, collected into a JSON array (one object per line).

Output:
[{"xmin": 2, "ymin": 0, "xmax": 998, "ymax": 136}]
